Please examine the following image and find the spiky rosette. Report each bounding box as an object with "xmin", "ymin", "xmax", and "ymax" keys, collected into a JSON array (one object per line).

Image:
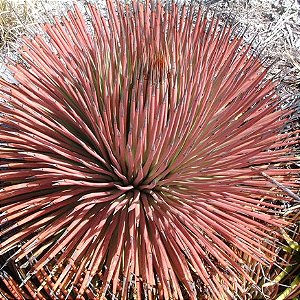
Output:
[{"xmin": 0, "ymin": 1, "xmax": 299, "ymax": 299}]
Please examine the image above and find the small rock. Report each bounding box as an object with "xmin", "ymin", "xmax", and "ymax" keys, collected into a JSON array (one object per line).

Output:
[{"xmin": 0, "ymin": 63, "xmax": 17, "ymax": 84}]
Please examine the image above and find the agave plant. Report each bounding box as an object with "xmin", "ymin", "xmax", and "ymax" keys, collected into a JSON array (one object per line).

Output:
[{"xmin": 0, "ymin": 0, "xmax": 299, "ymax": 299}]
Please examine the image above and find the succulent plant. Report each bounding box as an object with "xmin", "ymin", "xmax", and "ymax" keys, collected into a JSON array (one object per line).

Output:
[{"xmin": 0, "ymin": 0, "xmax": 299, "ymax": 299}]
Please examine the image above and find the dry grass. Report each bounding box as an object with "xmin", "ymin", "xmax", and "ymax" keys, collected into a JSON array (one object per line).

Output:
[{"xmin": 0, "ymin": 0, "xmax": 33, "ymax": 53}]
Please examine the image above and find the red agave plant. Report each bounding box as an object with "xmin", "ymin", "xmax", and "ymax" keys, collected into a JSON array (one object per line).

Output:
[{"xmin": 0, "ymin": 0, "xmax": 299, "ymax": 299}]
